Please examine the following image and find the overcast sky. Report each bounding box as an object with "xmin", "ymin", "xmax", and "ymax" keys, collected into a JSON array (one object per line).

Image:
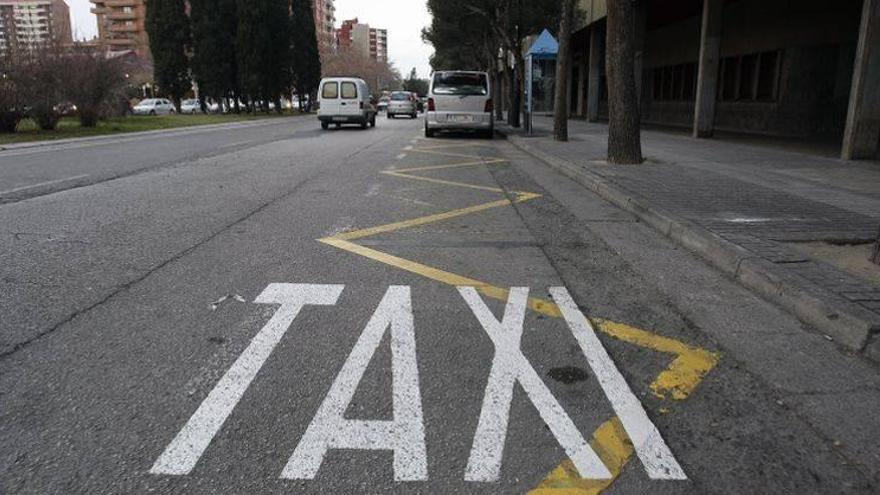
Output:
[{"xmin": 67, "ymin": 0, "xmax": 433, "ymax": 78}]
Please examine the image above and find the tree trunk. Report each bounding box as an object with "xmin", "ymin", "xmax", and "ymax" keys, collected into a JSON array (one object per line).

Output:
[
  {"xmin": 553, "ymin": 0, "xmax": 576, "ymax": 142},
  {"xmin": 871, "ymin": 228, "xmax": 880, "ymax": 266},
  {"xmin": 605, "ymin": 0, "xmax": 643, "ymax": 164}
]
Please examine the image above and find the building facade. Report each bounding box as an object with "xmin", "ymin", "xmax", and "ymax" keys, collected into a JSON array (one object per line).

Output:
[
  {"xmin": 0, "ymin": 0, "xmax": 72, "ymax": 57},
  {"xmin": 565, "ymin": 0, "xmax": 879, "ymax": 159},
  {"xmin": 89, "ymin": 0, "xmax": 149, "ymax": 57},
  {"xmin": 314, "ymin": 0, "xmax": 336, "ymax": 49},
  {"xmin": 336, "ymin": 18, "xmax": 388, "ymax": 62}
]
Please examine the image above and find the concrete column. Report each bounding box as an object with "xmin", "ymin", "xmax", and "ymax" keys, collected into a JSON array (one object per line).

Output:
[
  {"xmin": 693, "ymin": 0, "xmax": 723, "ymax": 138},
  {"xmin": 842, "ymin": 0, "xmax": 880, "ymax": 160},
  {"xmin": 577, "ymin": 60, "xmax": 587, "ymax": 117},
  {"xmin": 587, "ymin": 24, "xmax": 603, "ymax": 122},
  {"xmin": 633, "ymin": 0, "xmax": 647, "ymax": 105}
]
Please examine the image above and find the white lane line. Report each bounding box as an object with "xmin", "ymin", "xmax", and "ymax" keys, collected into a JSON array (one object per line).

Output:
[
  {"xmin": 404, "ymin": 145, "xmax": 413, "ymax": 151},
  {"xmin": 283, "ymin": 286, "xmax": 427, "ymax": 481},
  {"xmin": 396, "ymin": 153, "xmax": 407, "ymax": 160},
  {"xmin": 551, "ymin": 287, "xmax": 687, "ymax": 480},
  {"xmin": 0, "ymin": 174, "xmax": 90, "ymax": 196},
  {"xmin": 150, "ymin": 284, "xmax": 344, "ymax": 476},
  {"xmin": 458, "ymin": 287, "xmax": 611, "ymax": 482}
]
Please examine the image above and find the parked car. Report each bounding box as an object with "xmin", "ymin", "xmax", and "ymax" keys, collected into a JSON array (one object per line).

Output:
[
  {"xmin": 377, "ymin": 95, "xmax": 390, "ymax": 113},
  {"xmin": 317, "ymin": 77, "xmax": 377, "ymax": 130},
  {"xmin": 132, "ymin": 98, "xmax": 175, "ymax": 116},
  {"xmin": 387, "ymin": 91, "xmax": 418, "ymax": 119},
  {"xmin": 181, "ymin": 99, "xmax": 202, "ymax": 114},
  {"xmin": 425, "ymin": 71, "xmax": 493, "ymax": 138}
]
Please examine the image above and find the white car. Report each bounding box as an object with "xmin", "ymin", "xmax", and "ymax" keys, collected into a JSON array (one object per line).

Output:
[
  {"xmin": 425, "ymin": 71, "xmax": 493, "ymax": 138},
  {"xmin": 180, "ymin": 99, "xmax": 202, "ymax": 114},
  {"xmin": 318, "ymin": 77, "xmax": 377, "ymax": 130},
  {"xmin": 132, "ymin": 98, "xmax": 175, "ymax": 116}
]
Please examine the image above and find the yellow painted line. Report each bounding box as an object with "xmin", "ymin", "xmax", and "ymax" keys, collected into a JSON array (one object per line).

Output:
[
  {"xmin": 318, "ymin": 140, "xmax": 719, "ymax": 493},
  {"xmin": 529, "ymin": 418, "xmax": 633, "ymax": 495},
  {"xmin": 390, "ymin": 158, "xmax": 508, "ymax": 174},
  {"xmin": 409, "ymin": 148, "xmax": 492, "ymax": 160},
  {"xmin": 415, "ymin": 142, "xmax": 498, "ymax": 150}
]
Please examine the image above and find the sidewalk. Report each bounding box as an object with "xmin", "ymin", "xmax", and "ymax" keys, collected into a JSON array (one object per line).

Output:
[{"xmin": 499, "ymin": 116, "xmax": 880, "ymax": 360}]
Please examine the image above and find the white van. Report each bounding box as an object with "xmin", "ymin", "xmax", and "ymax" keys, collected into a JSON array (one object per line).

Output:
[
  {"xmin": 318, "ymin": 77, "xmax": 377, "ymax": 130},
  {"xmin": 425, "ymin": 71, "xmax": 493, "ymax": 138}
]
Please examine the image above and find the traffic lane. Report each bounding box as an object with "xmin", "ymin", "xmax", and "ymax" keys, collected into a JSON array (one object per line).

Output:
[
  {"xmin": 485, "ymin": 142, "xmax": 874, "ymax": 493},
  {"xmin": 0, "ymin": 123, "xmax": 646, "ymax": 493},
  {"xmin": 0, "ymin": 119, "xmax": 406, "ymax": 354},
  {"xmin": 0, "ymin": 117, "xmax": 317, "ymax": 203}
]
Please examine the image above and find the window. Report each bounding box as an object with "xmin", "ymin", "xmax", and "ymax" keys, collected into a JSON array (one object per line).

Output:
[
  {"xmin": 341, "ymin": 82, "xmax": 357, "ymax": 99},
  {"xmin": 719, "ymin": 51, "xmax": 781, "ymax": 102},
  {"xmin": 651, "ymin": 63, "xmax": 698, "ymax": 102},
  {"xmin": 431, "ymin": 72, "xmax": 488, "ymax": 96},
  {"xmin": 322, "ymin": 82, "xmax": 338, "ymax": 99}
]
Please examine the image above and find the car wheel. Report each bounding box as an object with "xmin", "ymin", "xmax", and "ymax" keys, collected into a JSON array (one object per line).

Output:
[
  {"xmin": 321, "ymin": 121, "xmax": 329, "ymax": 130},
  {"xmin": 335, "ymin": 123, "xmax": 342, "ymax": 129},
  {"xmin": 149, "ymin": 110, "xmax": 156, "ymax": 116},
  {"xmin": 412, "ymin": 113, "xmax": 417, "ymax": 119},
  {"xmin": 360, "ymin": 120, "xmax": 368, "ymax": 129},
  {"xmin": 425, "ymin": 125, "xmax": 435, "ymax": 138},
  {"xmin": 369, "ymin": 116, "xmax": 376, "ymax": 128}
]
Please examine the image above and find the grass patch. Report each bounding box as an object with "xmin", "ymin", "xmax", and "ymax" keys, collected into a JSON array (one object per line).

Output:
[{"xmin": 0, "ymin": 113, "xmax": 303, "ymax": 146}]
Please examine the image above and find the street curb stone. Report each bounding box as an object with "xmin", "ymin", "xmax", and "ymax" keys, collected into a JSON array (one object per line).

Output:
[{"xmin": 498, "ymin": 128, "xmax": 880, "ymax": 360}]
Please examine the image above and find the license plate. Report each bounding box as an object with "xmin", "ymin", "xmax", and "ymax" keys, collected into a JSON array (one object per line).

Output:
[
  {"xmin": 450, "ymin": 114, "xmax": 473, "ymax": 123},
  {"xmin": 332, "ymin": 117, "xmax": 347, "ymax": 122}
]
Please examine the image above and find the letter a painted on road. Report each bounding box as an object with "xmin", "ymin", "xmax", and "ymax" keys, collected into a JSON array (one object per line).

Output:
[
  {"xmin": 458, "ymin": 287, "xmax": 612, "ymax": 482},
  {"xmin": 282, "ymin": 286, "xmax": 428, "ymax": 481}
]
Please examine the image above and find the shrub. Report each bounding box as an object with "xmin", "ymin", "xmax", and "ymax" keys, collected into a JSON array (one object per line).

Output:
[{"xmin": 63, "ymin": 49, "xmax": 127, "ymax": 127}]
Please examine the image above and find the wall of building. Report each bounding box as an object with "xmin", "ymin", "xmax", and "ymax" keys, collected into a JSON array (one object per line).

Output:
[{"xmin": 640, "ymin": 0, "xmax": 863, "ymax": 139}]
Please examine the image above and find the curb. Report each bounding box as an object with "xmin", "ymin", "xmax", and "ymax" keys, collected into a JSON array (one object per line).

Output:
[{"xmin": 499, "ymin": 128, "xmax": 880, "ymax": 359}]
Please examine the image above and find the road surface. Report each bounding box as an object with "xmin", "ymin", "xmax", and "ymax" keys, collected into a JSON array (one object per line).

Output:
[{"xmin": 1, "ymin": 116, "xmax": 877, "ymax": 493}]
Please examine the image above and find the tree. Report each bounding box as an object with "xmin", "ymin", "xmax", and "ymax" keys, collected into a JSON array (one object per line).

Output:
[
  {"xmin": 553, "ymin": 0, "xmax": 576, "ymax": 142},
  {"xmin": 189, "ymin": 0, "xmax": 239, "ymax": 112},
  {"xmin": 146, "ymin": 0, "xmax": 191, "ymax": 112},
  {"xmin": 290, "ymin": 0, "xmax": 322, "ymax": 111},
  {"xmin": 322, "ymin": 49, "xmax": 401, "ymax": 94},
  {"xmin": 17, "ymin": 46, "xmax": 66, "ymax": 130},
  {"xmin": 605, "ymin": 0, "xmax": 643, "ymax": 164},
  {"xmin": 236, "ymin": 0, "xmax": 291, "ymax": 112},
  {"xmin": 64, "ymin": 49, "xmax": 127, "ymax": 127},
  {"xmin": 871, "ymin": 228, "xmax": 879, "ymax": 266},
  {"xmin": 0, "ymin": 58, "xmax": 24, "ymax": 133},
  {"xmin": 403, "ymin": 68, "xmax": 429, "ymax": 96}
]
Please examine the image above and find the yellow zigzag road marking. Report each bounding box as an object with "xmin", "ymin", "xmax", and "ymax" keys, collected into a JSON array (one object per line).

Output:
[{"xmin": 319, "ymin": 141, "xmax": 720, "ymax": 493}]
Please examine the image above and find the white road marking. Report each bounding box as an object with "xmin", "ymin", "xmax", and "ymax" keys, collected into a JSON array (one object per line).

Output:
[
  {"xmin": 366, "ymin": 183, "xmax": 381, "ymax": 197},
  {"xmin": 458, "ymin": 287, "xmax": 612, "ymax": 482},
  {"xmin": 0, "ymin": 174, "xmax": 90, "ymax": 196},
  {"xmin": 404, "ymin": 145, "xmax": 414, "ymax": 150},
  {"xmin": 150, "ymin": 284, "xmax": 344, "ymax": 476},
  {"xmin": 396, "ymin": 153, "xmax": 407, "ymax": 160},
  {"xmin": 551, "ymin": 287, "xmax": 687, "ymax": 480},
  {"xmin": 283, "ymin": 286, "xmax": 427, "ymax": 481}
]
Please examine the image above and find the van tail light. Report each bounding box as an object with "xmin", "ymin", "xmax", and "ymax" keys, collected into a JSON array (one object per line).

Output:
[
  {"xmin": 427, "ymin": 98, "xmax": 435, "ymax": 112},
  {"xmin": 484, "ymin": 99, "xmax": 493, "ymax": 113}
]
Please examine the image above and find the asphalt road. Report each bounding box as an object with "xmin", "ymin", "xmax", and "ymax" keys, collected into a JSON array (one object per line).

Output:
[{"xmin": 1, "ymin": 116, "xmax": 878, "ymax": 493}]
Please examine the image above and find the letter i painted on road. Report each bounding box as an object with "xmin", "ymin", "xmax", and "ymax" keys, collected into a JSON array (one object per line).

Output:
[{"xmin": 282, "ymin": 286, "xmax": 428, "ymax": 481}]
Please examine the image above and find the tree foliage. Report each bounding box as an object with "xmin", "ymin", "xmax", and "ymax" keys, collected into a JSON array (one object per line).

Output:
[
  {"xmin": 322, "ymin": 49, "xmax": 401, "ymax": 94},
  {"xmin": 402, "ymin": 68, "xmax": 429, "ymax": 96},
  {"xmin": 189, "ymin": 0, "xmax": 239, "ymax": 108},
  {"xmin": 236, "ymin": 0, "xmax": 291, "ymax": 112},
  {"xmin": 64, "ymin": 48, "xmax": 128, "ymax": 127},
  {"xmin": 145, "ymin": 0, "xmax": 191, "ymax": 111},
  {"xmin": 290, "ymin": 0, "xmax": 322, "ymax": 108}
]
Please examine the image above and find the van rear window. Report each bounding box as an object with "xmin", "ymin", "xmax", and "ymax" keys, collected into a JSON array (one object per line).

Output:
[
  {"xmin": 341, "ymin": 82, "xmax": 357, "ymax": 99},
  {"xmin": 432, "ymin": 72, "xmax": 488, "ymax": 96},
  {"xmin": 322, "ymin": 82, "xmax": 338, "ymax": 99}
]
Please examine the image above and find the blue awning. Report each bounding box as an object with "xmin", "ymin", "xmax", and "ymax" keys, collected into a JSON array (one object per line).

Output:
[{"xmin": 527, "ymin": 29, "xmax": 558, "ymax": 60}]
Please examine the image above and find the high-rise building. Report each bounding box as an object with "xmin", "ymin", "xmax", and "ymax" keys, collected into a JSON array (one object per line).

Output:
[
  {"xmin": 313, "ymin": 0, "xmax": 335, "ymax": 49},
  {"xmin": 335, "ymin": 18, "xmax": 387, "ymax": 62},
  {"xmin": 0, "ymin": 0, "xmax": 72, "ymax": 56},
  {"xmin": 89, "ymin": 0, "xmax": 149, "ymax": 57}
]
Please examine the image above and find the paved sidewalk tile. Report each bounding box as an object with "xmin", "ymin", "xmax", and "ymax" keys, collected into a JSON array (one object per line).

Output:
[{"xmin": 506, "ymin": 117, "xmax": 880, "ymax": 321}]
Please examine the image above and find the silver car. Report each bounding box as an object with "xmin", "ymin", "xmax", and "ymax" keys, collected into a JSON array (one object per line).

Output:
[
  {"xmin": 425, "ymin": 71, "xmax": 493, "ymax": 138},
  {"xmin": 132, "ymin": 98, "xmax": 175, "ymax": 116},
  {"xmin": 386, "ymin": 91, "xmax": 418, "ymax": 119}
]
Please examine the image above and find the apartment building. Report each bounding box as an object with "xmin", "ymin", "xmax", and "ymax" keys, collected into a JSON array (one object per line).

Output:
[
  {"xmin": 336, "ymin": 18, "xmax": 387, "ymax": 62},
  {"xmin": 89, "ymin": 0, "xmax": 149, "ymax": 57},
  {"xmin": 0, "ymin": 0, "xmax": 72, "ymax": 56},
  {"xmin": 313, "ymin": 0, "xmax": 336, "ymax": 49}
]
